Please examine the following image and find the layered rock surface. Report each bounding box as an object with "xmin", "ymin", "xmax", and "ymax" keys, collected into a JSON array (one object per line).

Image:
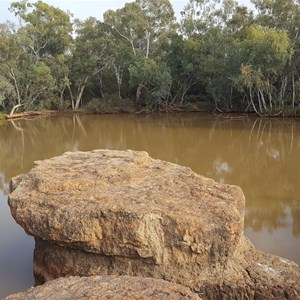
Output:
[
  {"xmin": 5, "ymin": 275, "xmax": 201, "ymax": 300},
  {"xmin": 8, "ymin": 150, "xmax": 300, "ymax": 299},
  {"xmin": 33, "ymin": 236, "xmax": 300, "ymax": 300}
]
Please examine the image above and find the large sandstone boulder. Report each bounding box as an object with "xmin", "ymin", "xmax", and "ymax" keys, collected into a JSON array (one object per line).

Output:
[
  {"xmin": 5, "ymin": 275, "xmax": 201, "ymax": 300},
  {"xmin": 8, "ymin": 150, "xmax": 300, "ymax": 299}
]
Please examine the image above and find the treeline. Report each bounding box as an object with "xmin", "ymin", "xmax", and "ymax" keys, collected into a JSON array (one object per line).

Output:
[{"xmin": 0, "ymin": 0, "xmax": 300, "ymax": 116}]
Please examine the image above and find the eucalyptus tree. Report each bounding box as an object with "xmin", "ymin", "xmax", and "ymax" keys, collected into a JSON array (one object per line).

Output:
[
  {"xmin": 104, "ymin": 0, "xmax": 177, "ymax": 105},
  {"xmin": 95, "ymin": 21, "xmax": 135, "ymax": 100},
  {"xmin": 108, "ymin": 36, "xmax": 135, "ymax": 99},
  {"xmin": 0, "ymin": 23, "xmax": 57, "ymax": 115},
  {"xmin": 180, "ymin": 0, "xmax": 248, "ymax": 110},
  {"xmin": 0, "ymin": 0, "xmax": 73, "ymax": 113},
  {"xmin": 0, "ymin": 22, "xmax": 52, "ymax": 115},
  {"xmin": 251, "ymin": 0, "xmax": 299, "ymax": 33},
  {"xmin": 252, "ymin": 0, "xmax": 300, "ymax": 111},
  {"xmin": 166, "ymin": 34, "xmax": 203, "ymax": 104},
  {"xmin": 236, "ymin": 25, "xmax": 292, "ymax": 115},
  {"xmin": 0, "ymin": 23, "xmax": 27, "ymax": 114},
  {"xmin": 181, "ymin": 0, "xmax": 240, "ymax": 36},
  {"xmin": 201, "ymin": 28, "xmax": 243, "ymax": 111},
  {"xmin": 128, "ymin": 54, "xmax": 172, "ymax": 108},
  {"xmin": 69, "ymin": 18, "xmax": 114, "ymax": 109},
  {"xmin": 135, "ymin": 0, "xmax": 177, "ymax": 58},
  {"xmin": 10, "ymin": 0, "xmax": 73, "ymax": 60},
  {"xmin": 104, "ymin": 0, "xmax": 176, "ymax": 58}
]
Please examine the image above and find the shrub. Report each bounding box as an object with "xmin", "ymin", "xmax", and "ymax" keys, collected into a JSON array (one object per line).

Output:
[{"xmin": 85, "ymin": 95, "xmax": 135, "ymax": 113}]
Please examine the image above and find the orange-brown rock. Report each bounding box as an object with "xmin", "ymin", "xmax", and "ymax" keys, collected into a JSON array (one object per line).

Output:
[
  {"xmin": 8, "ymin": 150, "xmax": 300, "ymax": 299},
  {"xmin": 33, "ymin": 236, "xmax": 300, "ymax": 299},
  {"xmin": 9, "ymin": 150, "xmax": 245, "ymax": 269},
  {"xmin": 4, "ymin": 275, "xmax": 201, "ymax": 300}
]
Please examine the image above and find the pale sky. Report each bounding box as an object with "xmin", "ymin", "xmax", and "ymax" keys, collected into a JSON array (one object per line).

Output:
[{"xmin": 0, "ymin": 0, "xmax": 253, "ymax": 23}]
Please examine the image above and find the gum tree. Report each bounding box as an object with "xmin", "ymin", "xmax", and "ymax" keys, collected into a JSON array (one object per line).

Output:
[
  {"xmin": 104, "ymin": 0, "xmax": 177, "ymax": 105},
  {"xmin": 1, "ymin": 0, "xmax": 73, "ymax": 113},
  {"xmin": 237, "ymin": 25, "xmax": 292, "ymax": 115}
]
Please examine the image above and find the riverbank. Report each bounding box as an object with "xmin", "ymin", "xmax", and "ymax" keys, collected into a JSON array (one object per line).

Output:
[
  {"xmin": 3, "ymin": 110, "xmax": 89, "ymax": 120},
  {"xmin": 2, "ymin": 100, "xmax": 299, "ymax": 122},
  {"xmin": 1, "ymin": 102, "xmax": 205, "ymax": 121}
]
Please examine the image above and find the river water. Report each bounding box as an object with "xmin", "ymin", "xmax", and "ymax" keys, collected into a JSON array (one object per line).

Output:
[{"xmin": 0, "ymin": 113, "xmax": 299, "ymax": 297}]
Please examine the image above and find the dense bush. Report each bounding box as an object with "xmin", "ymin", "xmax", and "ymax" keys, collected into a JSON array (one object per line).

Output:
[{"xmin": 1, "ymin": 0, "xmax": 300, "ymax": 116}]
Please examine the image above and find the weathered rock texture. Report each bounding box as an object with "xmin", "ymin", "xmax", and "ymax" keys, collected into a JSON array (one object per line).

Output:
[
  {"xmin": 8, "ymin": 150, "xmax": 300, "ymax": 299},
  {"xmin": 33, "ymin": 237, "xmax": 300, "ymax": 300},
  {"xmin": 5, "ymin": 275, "xmax": 201, "ymax": 300}
]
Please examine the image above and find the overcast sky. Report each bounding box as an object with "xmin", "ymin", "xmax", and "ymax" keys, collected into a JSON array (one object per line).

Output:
[{"xmin": 0, "ymin": 0, "xmax": 252, "ymax": 23}]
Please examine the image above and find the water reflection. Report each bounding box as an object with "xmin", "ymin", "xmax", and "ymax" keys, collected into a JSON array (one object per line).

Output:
[
  {"xmin": 0, "ymin": 174, "xmax": 34, "ymax": 298},
  {"xmin": 0, "ymin": 113, "xmax": 299, "ymax": 296}
]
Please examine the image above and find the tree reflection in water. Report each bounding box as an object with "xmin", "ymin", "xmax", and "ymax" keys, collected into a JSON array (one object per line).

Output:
[{"xmin": 242, "ymin": 118, "xmax": 299, "ymax": 235}]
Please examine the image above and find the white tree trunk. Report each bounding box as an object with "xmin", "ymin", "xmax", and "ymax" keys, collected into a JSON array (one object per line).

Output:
[
  {"xmin": 9, "ymin": 104, "xmax": 23, "ymax": 116},
  {"xmin": 146, "ymin": 31, "xmax": 151, "ymax": 58},
  {"xmin": 114, "ymin": 65, "xmax": 123, "ymax": 99},
  {"xmin": 9, "ymin": 68, "xmax": 23, "ymax": 116},
  {"xmin": 74, "ymin": 85, "xmax": 85, "ymax": 110}
]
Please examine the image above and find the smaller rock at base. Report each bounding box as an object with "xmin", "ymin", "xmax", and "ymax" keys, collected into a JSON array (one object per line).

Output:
[{"xmin": 4, "ymin": 275, "xmax": 201, "ymax": 300}]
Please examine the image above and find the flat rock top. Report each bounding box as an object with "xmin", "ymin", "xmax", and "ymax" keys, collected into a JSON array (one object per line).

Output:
[
  {"xmin": 9, "ymin": 150, "xmax": 245, "ymax": 261},
  {"xmin": 5, "ymin": 275, "xmax": 201, "ymax": 300}
]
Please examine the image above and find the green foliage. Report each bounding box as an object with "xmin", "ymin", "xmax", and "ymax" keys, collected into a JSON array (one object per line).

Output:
[
  {"xmin": 0, "ymin": 1, "xmax": 73, "ymax": 115},
  {"xmin": 242, "ymin": 25, "xmax": 292, "ymax": 73},
  {"xmin": 231, "ymin": 25, "xmax": 293, "ymax": 114},
  {"xmin": 1, "ymin": 0, "xmax": 300, "ymax": 116},
  {"xmin": 0, "ymin": 75, "xmax": 15, "ymax": 108},
  {"xmin": 129, "ymin": 56, "xmax": 172, "ymax": 106},
  {"xmin": 10, "ymin": 0, "xmax": 73, "ymax": 57}
]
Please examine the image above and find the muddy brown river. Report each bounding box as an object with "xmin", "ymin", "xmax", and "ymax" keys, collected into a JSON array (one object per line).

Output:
[{"xmin": 0, "ymin": 113, "xmax": 299, "ymax": 297}]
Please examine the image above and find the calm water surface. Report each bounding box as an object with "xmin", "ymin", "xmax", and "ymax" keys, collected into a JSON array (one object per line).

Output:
[{"xmin": 0, "ymin": 113, "xmax": 299, "ymax": 297}]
